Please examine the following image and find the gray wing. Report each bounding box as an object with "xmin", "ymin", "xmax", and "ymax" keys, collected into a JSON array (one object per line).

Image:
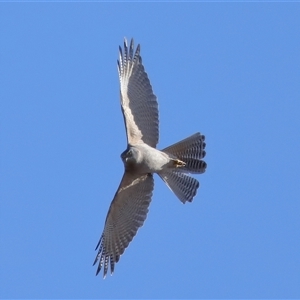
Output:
[
  {"xmin": 93, "ymin": 172, "xmax": 154, "ymax": 278},
  {"xmin": 117, "ymin": 38, "xmax": 159, "ymax": 148}
]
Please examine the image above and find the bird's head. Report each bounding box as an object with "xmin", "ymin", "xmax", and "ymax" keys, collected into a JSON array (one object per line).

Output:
[{"xmin": 121, "ymin": 147, "xmax": 140, "ymax": 167}]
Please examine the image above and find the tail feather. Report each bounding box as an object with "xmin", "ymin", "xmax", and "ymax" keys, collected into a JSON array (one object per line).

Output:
[
  {"xmin": 159, "ymin": 133, "xmax": 206, "ymax": 203},
  {"xmin": 158, "ymin": 171, "xmax": 199, "ymax": 204},
  {"xmin": 162, "ymin": 133, "xmax": 207, "ymax": 174},
  {"xmin": 181, "ymin": 159, "xmax": 207, "ymax": 174}
]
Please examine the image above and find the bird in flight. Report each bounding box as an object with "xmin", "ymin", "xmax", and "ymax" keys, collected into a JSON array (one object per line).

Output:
[{"xmin": 93, "ymin": 38, "xmax": 207, "ymax": 278}]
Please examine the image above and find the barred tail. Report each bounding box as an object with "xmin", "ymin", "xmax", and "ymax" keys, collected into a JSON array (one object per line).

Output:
[
  {"xmin": 162, "ymin": 133, "xmax": 207, "ymax": 174},
  {"xmin": 159, "ymin": 133, "xmax": 207, "ymax": 203},
  {"xmin": 158, "ymin": 171, "xmax": 199, "ymax": 203}
]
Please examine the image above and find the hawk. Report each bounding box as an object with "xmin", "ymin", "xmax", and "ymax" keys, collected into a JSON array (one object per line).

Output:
[{"xmin": 93, "ymin": 38, "xmax": 207, "ymax": 278}]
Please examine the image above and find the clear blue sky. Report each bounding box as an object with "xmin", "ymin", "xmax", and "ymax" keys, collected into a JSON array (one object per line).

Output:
[{"xmin": 1, "ymin": 3, "xmax": 299, "ymax": 298}]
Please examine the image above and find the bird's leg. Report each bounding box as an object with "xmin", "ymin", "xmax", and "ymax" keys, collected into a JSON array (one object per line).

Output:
[{"xmin": 172, "ymin": 159, "xmax": 186, "ymax": 168}]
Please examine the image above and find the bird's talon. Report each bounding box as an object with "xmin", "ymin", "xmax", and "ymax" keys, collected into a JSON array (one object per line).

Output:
[{"xmin": 174, "ymin": 159, "xmax": 186, "ymax": 167}]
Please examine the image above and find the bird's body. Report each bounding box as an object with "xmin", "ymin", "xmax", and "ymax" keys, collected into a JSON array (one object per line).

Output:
[
  {"xmin": 121, "ymin": 144, "xmax": 178, "ymax": 174},
  {"xmin": 93, "ymin": 38, "xmax": 207, "ymax": 278}
]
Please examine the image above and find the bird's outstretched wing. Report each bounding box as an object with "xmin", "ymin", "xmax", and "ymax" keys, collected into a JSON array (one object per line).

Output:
[
  {"xmin": 93, "ymin": 172, "xmax": 154, "ymax": 278},
  {"xmin": 118, "ymin": 38, "xmax": 159, "ymax": 148}
]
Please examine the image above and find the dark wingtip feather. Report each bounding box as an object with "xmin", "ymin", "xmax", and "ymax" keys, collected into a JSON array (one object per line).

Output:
[
  {"xmin": 134, "ymin": 44, "xmax": 141, "ymax": 64},
  {"xmin": 93, "ymin": 261, "xmax": 97, "ymax": 267},
  {"xmin": 129, "ymin": 38, "xmax": 134, "ymax": 49},
  {"xmin": 110, "ymin": 254, "xmax": 115, "ymax": 275},
  {"xmin": 95, "ymin": 241, "xmax": 100, "ymax": 251},
  {"xmin": 135, "ymin": 44, "xmax": 140, "ymax": 56},
  {"xmin": 96, "ymin": 265, "xmax": 102, "ymax": 277},
  {"xmin": 95, "ymin": 234, "xmax": 103, "ymax": 250}
]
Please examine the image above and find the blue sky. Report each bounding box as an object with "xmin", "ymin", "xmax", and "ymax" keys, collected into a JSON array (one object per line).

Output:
[{"xmin": 1, "ymin": 3, "xmax": 300, "ymax": 299}]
